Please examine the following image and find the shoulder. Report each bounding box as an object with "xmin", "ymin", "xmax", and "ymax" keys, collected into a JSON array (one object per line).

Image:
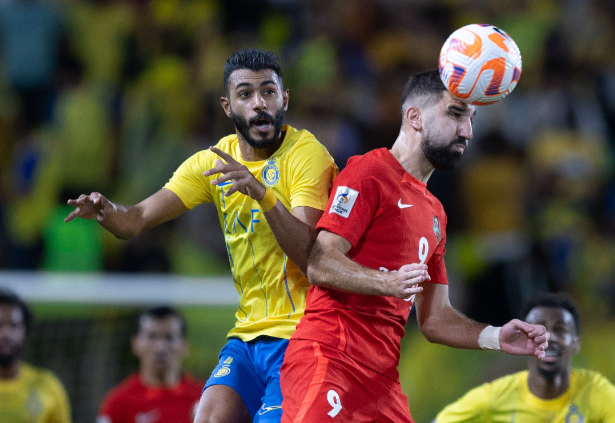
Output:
[
  {"xmin": 22, "ymin": 364, "xmax": 66, "ymax": 391},
  {"xmin": 100, "ymin": 375, "xmax": 141, "ymax": 408},
  {"xmin": 574, "ymin": 368, "xmax": 615, "ymax": 390},
  {"xmin": 284, "ymin": 126, "xmax": 332, "ymax": 157},
  {"xmin": 342, "ymin": 149, "xmax": 394, "ymax": 178},
  {"xmin": 488, "ymin": 371, "xmax": 526, "ymax": 394}
]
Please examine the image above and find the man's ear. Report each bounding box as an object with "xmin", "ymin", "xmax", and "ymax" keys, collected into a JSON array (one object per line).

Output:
[
  {"xmin": 220, "ymin": 97, "xmax": 232, "ymax": 118},
  {"xmin": 405, "ymin": 106, "xmax": 422, "ymax": 132},
  {"xmin": 282, "ymin": 89, "xmax": 289, "ymax": 112},
  {"xmin": 571, "ymin": 336, "xmax": 581, "ymax": 355}
]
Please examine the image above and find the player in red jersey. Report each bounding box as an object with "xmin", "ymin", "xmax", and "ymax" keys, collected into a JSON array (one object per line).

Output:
[
  {"xmin": 280, "ymin": 70, "xmax": 550, "ymax": 423},
  {"xmin": 96, "ymin": 306, "xmax": 205, "ymax": 423}
]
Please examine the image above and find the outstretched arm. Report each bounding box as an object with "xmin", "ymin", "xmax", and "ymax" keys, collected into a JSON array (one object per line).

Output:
[
  {"xmin": 64, "ymin": 189, "xmax": 188, "ymax": 240},
  {"xmin": 307, "ymin": 230, "xmax": 429, "ymax": 298},
  {"xmin": 415, "ymin": 282, "xmax": 549, "ymax": 358}
]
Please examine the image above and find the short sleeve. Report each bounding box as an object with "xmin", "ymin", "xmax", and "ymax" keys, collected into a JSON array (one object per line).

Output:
[
  {"xmin": 287, "ymin": 137, "xmax": 338, "ymax": 211},
  {"xmin": 590, "ymin": 374, "xmax": 615, "ymax": 422},
  {"xmin": 164, "ymin": 151, "xmax": 215, "ymax": 209},
  {"xmin": 316, "ymin": 159, "xmax": 380, "ymax": 247},
  {"xmin": 435, "ymin": 383, "xmax": 490, "ymax": 423},
  {"xmin": 47, "ymin": 372, "xmax": 72, "ymax": 423}
]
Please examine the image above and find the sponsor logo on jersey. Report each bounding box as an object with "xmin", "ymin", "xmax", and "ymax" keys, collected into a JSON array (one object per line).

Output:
[
  {"xmin": 262, "ymin": 158, "xmax": 280, "ymax": 187},
  {"xmin": 330, "ymin": 186, "xmax": 359, "ymax": 218},
  {"xmin": 135, "ymin": 409, "xmax": 160, "ymax": 423},
  {"xmin": 214, "ymin": 366, "xmax": 231, "ymax": 377},
  {"xmin": 433, "ymin": 216, "xmax": 441, "ymax": 242},
  {"xmin": 258, "ymin": 404, "xmax": 282, "ymax": 415}
]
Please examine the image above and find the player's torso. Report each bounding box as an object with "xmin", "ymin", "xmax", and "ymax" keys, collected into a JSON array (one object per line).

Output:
[
  {"xmin": 488, "ymin": 371, "xmax": 603, "ymax": 423},
  {"xmin": 0, "ymin": 367, "xmax": 60, "ymax": 423},
  {"xmin": 296, "ymin": 149, "xmax": 446, "ymax": 378},
  {"xmin": 118, "ymin": 386, "xmax": 201, "ymax": 423},
  {"xmin": 211, "ymin": 130, "xmax": 314, "ymax": 339}
]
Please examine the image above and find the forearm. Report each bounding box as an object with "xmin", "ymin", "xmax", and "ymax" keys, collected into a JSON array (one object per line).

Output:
[
  {"xmin": 262, "ymin": 202, "xmax": 318, "ymax": 275},
  {"xmin": 418, "ymin": 302, "xmax": 486, "ymax": 349},
  {"xmin": 307, "ymin": 240, "xmax": 391, "ymax": 295},
  {"xmin": 98, "ymin": 203, "xmax": 147, "ymax": 240},
  {"xmin": 415, "ymin": 282, "xmax": 487, "ymax": 348}
]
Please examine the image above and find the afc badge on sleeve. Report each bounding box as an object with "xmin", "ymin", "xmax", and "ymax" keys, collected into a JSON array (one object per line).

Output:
[{"xmin": 329, "ymin": 186, "xmax": 359, "ymax": 218}]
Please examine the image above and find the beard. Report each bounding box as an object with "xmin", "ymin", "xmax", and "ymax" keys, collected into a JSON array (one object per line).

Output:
[
  {"xmin": 0, "ymin": 344, "xmax": 22, "ymax": 367},
  {"xmin": 421, "ymin": 125, "xmax": 467, "ymax": 170},
  {"xmin": 231, "ymin": 108, "xmax": 285, "ymax": 149}
]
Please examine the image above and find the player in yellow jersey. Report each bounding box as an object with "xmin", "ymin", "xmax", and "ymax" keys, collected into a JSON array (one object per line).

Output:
[
  {"xmin": 64, "ymin": 49, "xmax": 337, "ymax": 423},
  {"xmin": 0, "ymin": 287, "xmax": 72, "ymax": 423},
  {"xmin": 435, "ymin": 293, "xmax": 615, "ymax": 423}
]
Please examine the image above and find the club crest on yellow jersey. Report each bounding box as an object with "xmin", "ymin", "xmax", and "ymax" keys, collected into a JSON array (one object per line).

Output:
[
  {"xmin": 566, "ymin": 405, "xmax": 584, "ymax": 423},
  {"xmin": 262, "ymin": 158, "xmax": 280, "ymax": 187}
]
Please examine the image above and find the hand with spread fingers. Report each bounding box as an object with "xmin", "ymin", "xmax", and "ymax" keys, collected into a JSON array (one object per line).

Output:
[
  {"xmin": 203, "ymin": 147, "xmax": 267, "ymax": 201},
  {"xmin": 64, "ymin": 192, "xmax": 114, "ymax": 223}
]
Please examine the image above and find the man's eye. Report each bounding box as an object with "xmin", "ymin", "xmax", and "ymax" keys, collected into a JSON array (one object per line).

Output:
[{"xmin": 239, "ymin": 92, "xmax": 250, "ymax": 98}]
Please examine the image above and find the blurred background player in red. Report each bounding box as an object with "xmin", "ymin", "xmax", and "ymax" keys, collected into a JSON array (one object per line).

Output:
[
  {"xmin": 435, "ymin": 293, "xmax": 615, "ymax": 422},
  {"xmin": 280, "ymin": 70, "xmax": 550, "ymax": 423},
  {"xmin": 96, "ymin": 306, "xmax": 204, "ymax": 423},
  {"xmin": 0, "ymin": 287, "xmax": 72, "ymax": 423}
]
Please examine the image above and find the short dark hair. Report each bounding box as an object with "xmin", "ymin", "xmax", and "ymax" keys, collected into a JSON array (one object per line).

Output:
[
  {"xmin": 400, "ymin": 69, "xmax": 447, "ymax": 114},
  {"xmin": 0, "ymin": 287, "xmax": 33, "ymax": 336},
  {"xmin": 521, "ymin": 293, "xmax": 581, "ymax": 335},
  {"xmin": 137, "ymin": 306, "xmax": 186, "ymax": 337},
  {"xmin": 223, "ymin": 49, "xmax": 283, "ymax": 95}
]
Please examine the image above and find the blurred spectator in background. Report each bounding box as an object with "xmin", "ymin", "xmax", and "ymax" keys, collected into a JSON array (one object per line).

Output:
[
  {"xmin": 97, "ymin": 306, "xmax": 204, "ymax": 423},
  {"xmin": 434, "ymin": 293, "xmax": 615, "ymax": 422},
  {"xmin": 0, "ymin": 287, "xmax": 72, "ymax": 423},
  {"xmin": 0, "ymin": 0, "xmax": 64, "ymax": 127}
]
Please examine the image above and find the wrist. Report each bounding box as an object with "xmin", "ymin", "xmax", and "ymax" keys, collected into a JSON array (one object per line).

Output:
[
  {"xmin": 258, "ymin": 187, "xmax": 277, "ymax": 212},
  {"xmin": 478, "ymin": 326, "xmax": 501, "ymax": 351}
]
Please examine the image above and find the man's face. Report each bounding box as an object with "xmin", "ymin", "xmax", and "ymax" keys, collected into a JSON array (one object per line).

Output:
[
  {"xmin": 421, "ymin": 91, "xmax": 475, "ymax": 170},
  {"xmin": 0, "ymin": 304, "xmax": 27, "ymax": 368},
  {"xmin": 132, "ymin": 316, "xmax": 187, "ymax": 377},
  {"xmin": 526, "ymin": 306, "xmax": 579, "ymax": 380},
  {"xmin": 221, "ymin": 69, "xmax": 288, "ymax": 149}
]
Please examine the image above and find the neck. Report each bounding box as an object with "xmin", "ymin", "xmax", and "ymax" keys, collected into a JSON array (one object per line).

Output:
[
  {"xmin": 527, "ymin": 368, "xmax": 570, "ymax": 399},
  {"xmin": 237, "ymin": 130, "xmax": 285, "ymax": 162},
  {"xmin": 390, "ymin": 128, "xmax": 434, "ymax": 183},
  {"xmin": 0, "ymin": 361, "xmax": 20, "ymax": 380},
  {"xmin": 139, "ymin": 367, "xmax": 181, "ymax": 388}
]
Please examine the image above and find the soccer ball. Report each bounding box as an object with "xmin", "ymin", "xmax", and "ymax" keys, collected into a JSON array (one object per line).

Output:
[{"xmin": 439, "ymin": 24, "xmax": 522, "ymax": 105}]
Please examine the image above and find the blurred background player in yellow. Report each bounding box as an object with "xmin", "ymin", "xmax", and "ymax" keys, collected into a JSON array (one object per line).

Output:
[
  {"xmin": 97, "ymin": 306, "xmax": 204, "ymax": 423},
  {"xmin": 435, "ymin": 293, "xmax": 615, "ymax": 422},
  {"xmin": 0, "ymin": 287, "xmax": 71, "ymax": 423},
  {"xmin": 64, "ymin": 48, "xmax": 337, "ymax": 423}
]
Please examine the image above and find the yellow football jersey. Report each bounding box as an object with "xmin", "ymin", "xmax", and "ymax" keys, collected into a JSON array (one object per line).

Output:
[
  {"xmin": 164, "ymin": 125, "xmax": 337, "ymax": 341},
  {"xmin": 436, "ymin": 369, "xmax": 615, "ymax": 423},
  {"xmin": 0, "ymin": 363, "xmax": 72, "ymax": 423}
]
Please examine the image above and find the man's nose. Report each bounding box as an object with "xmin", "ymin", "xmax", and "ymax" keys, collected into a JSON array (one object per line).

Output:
[
  {"xmin": 252, "ymin": 92, "xmax": 266, "ymax": 111},
  {"xmin": 458, "ymin": 118, "xmax": 473, "ymax": 140}
]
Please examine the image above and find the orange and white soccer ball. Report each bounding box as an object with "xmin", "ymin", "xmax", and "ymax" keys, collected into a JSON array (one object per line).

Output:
[{"xmin": 439, "ymin": 24, "xmax": 522, "ymax": 105}]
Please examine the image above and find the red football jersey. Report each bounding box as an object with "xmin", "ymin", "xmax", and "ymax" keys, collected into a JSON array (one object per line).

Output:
[
  {"xmin": 292, "ymin": 148, "xmax": 448, "ymax": 380},
  {"xmin": 97, "ymin": 374, "xmax": 204, "ymax": 423}
]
